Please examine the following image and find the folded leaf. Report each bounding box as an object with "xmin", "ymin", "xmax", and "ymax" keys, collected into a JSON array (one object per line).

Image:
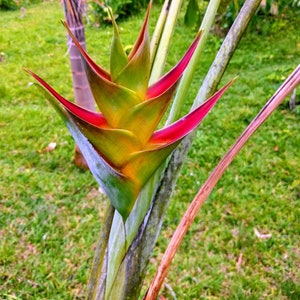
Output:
[
  {"xmin": 70, "ymin": 114, "xmax": 142, "ymax": 167},
  {"xmin": 118, "ymin": 82, "xmax": 177, "ymax": 144},
  {"xmin": 85, "ymin": 68, "xmax": 141, "ymax": 127},
  {"xmin": 122, "ymin": 141, "xmax": 181, "ymax": 187}
]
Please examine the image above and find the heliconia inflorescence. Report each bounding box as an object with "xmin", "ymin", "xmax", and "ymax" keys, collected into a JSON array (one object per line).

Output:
[{"xmin": 27, "ymin": 3, "xmax": 234, "ymax": 220}]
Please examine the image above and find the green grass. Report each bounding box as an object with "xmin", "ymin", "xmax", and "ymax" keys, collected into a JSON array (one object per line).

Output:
[{"xmin": 1, "ymin": 2, "xmax": 300, "ymax": 299}]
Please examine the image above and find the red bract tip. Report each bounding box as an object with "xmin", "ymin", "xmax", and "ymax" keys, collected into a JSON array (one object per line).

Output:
[
  {"xmin": 62, "ymin": 21, "xmax": 111, "ymax": 81},
  {"xmin": 26, "ymin": 69, "xmax": 108, "ymax": 127},
  {"xmin": 146, "ymin": 31, "xmax": 202, "ymax": 99},
  {"xmin": 150, "ymin": 79, "xmax": 235, "ymax": 145}
]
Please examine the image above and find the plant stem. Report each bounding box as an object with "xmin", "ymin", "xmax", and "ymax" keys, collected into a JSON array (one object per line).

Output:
[
  {"xmin": 149, "ymin": 0, "xmax": 183, "ymax": 84},
  {"xmin": 150, "ymin": 0, "xmax": 170, "ymax": 67},
  {"xmin": 193, "ymin": 0, "xmax": 261, "ymax": 108},
  {"xmin": 88, "ymin": 204, "xmax": 115, "ymax": 300},
  {"xmin": 167, "ymin": 0, "xmax": 221, "ymax": 124}
]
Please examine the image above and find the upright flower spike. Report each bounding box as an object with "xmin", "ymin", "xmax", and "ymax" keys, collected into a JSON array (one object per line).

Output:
[{"xmin": 28, "ymin": 3, "xmax": 234, "ymax": 220}]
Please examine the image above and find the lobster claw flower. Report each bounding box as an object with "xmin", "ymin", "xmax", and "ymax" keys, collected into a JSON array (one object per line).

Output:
[{"xmin": 27, "ymin": 3, "xmax": 234, "ymax": 220}]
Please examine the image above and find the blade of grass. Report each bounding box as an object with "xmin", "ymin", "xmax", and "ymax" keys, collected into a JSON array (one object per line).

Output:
[{"xmin": 144, "ymin": 65, "xmax": 300, "ymax": 300}]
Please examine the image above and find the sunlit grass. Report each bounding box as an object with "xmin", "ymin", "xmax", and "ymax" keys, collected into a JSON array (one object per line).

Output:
[{"xmin": 0, "ymin": 1, "xmax": 299, "ymax": 299}]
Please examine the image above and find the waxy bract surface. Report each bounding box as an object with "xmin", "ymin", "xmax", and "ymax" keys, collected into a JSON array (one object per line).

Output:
[{"xmin": 28, "ymin": 4, "xmax": 233, "ymax": 220}]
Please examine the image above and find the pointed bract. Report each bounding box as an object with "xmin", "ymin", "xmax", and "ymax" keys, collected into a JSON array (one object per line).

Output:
[
  {"xmin": 26, "ymin": 69, "xmax": 107, "ymax": 127},
  {"xmin": 122, "ymin": 141, "xmax": 181, "ymax": 187},
  {"xmin": 147, "ymin": 31, "xmax": 202, "ymax": 99},
  {"xmin": 33, "ymin": 81, "xmax": 139, "ymax": 220},
  {"xmin": 151, "ymin": 79, "xmax": 236, "ymax": 144},
  {"xmin": 118, "ymin": 82, "xmax": 177, "ymax": 144}
]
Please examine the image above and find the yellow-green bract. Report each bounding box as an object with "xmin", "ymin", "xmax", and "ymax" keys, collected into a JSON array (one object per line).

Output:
[{"xmin": 27, "ymin": 3, "xmax": 234, "ymax": 220}]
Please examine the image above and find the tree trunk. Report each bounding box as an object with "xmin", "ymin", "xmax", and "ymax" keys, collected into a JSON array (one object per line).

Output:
[{"xmin": 63, "ymin": 0, "xmax": 95, "ymax": 169}]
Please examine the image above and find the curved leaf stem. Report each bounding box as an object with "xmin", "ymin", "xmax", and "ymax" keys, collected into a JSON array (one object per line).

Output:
[{"xmin": 144, "ymin": 65, "xmax": 300, "ymax": 300}]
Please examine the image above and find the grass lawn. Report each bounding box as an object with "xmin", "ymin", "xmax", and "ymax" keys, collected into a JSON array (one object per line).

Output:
[{"xmin": 0, "ymin": 1, "xmax": 299, "ymax": 299}]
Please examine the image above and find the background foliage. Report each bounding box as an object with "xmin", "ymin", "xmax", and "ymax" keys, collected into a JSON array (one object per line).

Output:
[
  {"xmin": 183, "ymin": 0, "xmax": 300, "ymax": 34},
  {"xmin": 89, "ymin": 0, "xmax": 151, "ymax": 24},
  {"xmin": 0, "ymin": 1, "xmax": 299, "ymax": 299},
  {"xmin": 0, "ymin": 0, "xmax": 40, "ymax": 10},
  {"xmin": 216, "ymin": 0, "xmax": 300, "ymax": 33}
]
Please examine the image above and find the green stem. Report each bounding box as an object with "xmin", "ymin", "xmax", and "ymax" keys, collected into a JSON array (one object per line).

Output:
[
  {"xmin": 167, "ymin": 0, "xmax": 221, "ymax": 125},
  {"xmin": 149, "ymin": 0, "xmax": 183, "ymax": 84},
  {"xmin": 193, "ymin": 0, "xmax": 261, "ymax": 108},
  {"xmin": 150, "ymin": 0, "xmax": 170, "ymax": 67},
  {"xmin": 144, "ymin": 0, "xmax": 263, "ymax": 298},
  {"xmin": 87, "ymin": 204, "xmax": 115, "ymax": 300}
]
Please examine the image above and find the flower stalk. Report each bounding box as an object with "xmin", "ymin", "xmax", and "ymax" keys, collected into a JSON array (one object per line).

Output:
[{"xmin": 150, "ymin": 0, "xmax": 183, "ymax": 83}]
